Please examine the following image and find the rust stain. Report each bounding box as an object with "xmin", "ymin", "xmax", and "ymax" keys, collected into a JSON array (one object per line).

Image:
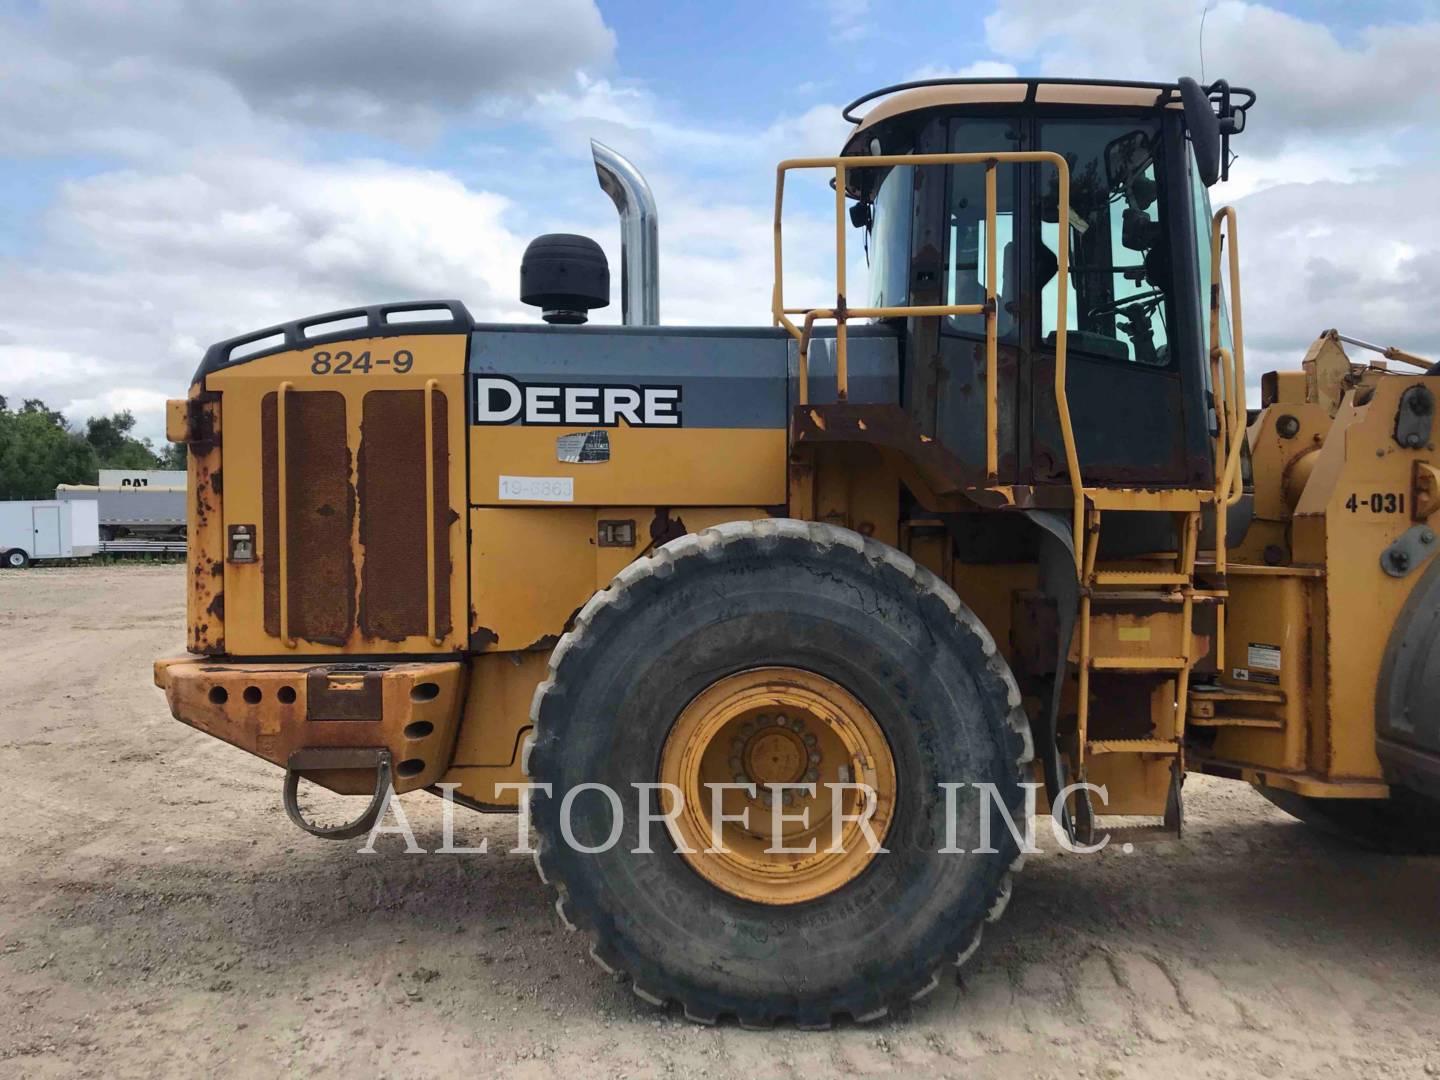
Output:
[
  {"xmin": 261, "ymin": 390, "xmax": 355, "ymax": 646},
  {"xmin": 358, "ymin": 389, "xmax": 452, "ymax": 642},
  {"xmin": 186, "ymin": 392, "xmax": 225, "ymax": 655},
  {"xmin": 470, "ymin": 625, "xmax": 500, "ymax": 649}
]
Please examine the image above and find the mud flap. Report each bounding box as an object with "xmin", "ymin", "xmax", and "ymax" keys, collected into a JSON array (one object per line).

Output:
[
  {"xmin": 283, "ymin": 747, "xmax": 393, "ymax": 840},
  {"xmin": 1024, "ymin": 509, "xmax": 1078, "ymax": 843}
]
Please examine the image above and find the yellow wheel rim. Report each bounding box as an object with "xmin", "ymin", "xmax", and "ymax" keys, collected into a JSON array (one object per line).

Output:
[{"xmin": 658, "ymin": 667, "xmax": 897, "ymax": 905}]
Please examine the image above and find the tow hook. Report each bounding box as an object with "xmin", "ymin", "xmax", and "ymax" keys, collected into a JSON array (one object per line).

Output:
[{"xmin": 282, "ymin": 748, "xmax": 393, "ymax": 840}]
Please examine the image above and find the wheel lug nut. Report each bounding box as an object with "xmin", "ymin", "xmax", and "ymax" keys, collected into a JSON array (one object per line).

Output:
[
  {"xmin": 804, "ymin": 734, "xmax": 817, "ymax": 747},
  {"xmin": 806, "ymin": 768, "xmax": 819, "ymax": 782},
  {"xmin": 729, "ymin": 756, "xmax": 742, "ymax": 772},
  {"xmin": 809, "ymin": 751, "xmax": 821, "ymax": 765},
  {"xmin": 733, "ymin": 773, "xmax": 747, "ymax": 785}
]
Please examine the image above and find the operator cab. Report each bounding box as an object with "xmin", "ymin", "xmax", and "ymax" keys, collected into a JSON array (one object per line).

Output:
[{"xmin": 842, "ymin": 78, "xmax": 1251, "ymax": 489}]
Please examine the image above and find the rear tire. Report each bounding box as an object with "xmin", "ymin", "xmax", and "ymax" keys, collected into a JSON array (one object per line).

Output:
[
  {"xmin": 526, "ymin": 519, "xmax": 1033, "ymax": 1026},
  {"xmin": 1256, "ymin": 784, "xmax": 1440, "ymax": 854},
  {"xmin": 3, "ymin": 549, "xmax": 30, "ymax": 569}
]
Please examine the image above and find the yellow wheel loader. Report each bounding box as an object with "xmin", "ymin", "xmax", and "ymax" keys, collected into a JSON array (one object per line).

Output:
[{"xmin": 155, "ymin": 76, "xmax": 1440, "ymax": 1026}]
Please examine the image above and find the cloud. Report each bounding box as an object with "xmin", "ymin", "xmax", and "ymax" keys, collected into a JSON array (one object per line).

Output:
[
  {"xmin": 530, "ymin": 74, "xmax": 851, "ymax": 169},
  {"xmin": 12, "ymin": 0, "xmax": 616, "ymax": 144},
  {"xmin": 0, "ymin": 1, "xmax": 623, "ymax": 441},
  {"xmin": 906, "ymin": 60, "xmax": 1021, "ymax": 82},
  {"xmin": 0, "ymin": 155, "xmax": 535, "ymax": 440},
  {"xmin": 982, "ymin": 0, "xmax": 1440, "ymax": 154},
  {"xmin": 1231, "ymin": 169, "xmax": 1440, "ymax": 361},
  {"xmin": 822, "ymin": 0, "xmax": 872, "ymax": 43}
]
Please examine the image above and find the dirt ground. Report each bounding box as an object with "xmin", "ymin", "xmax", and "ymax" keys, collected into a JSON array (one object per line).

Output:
[{"xmin": 2, "ymin": 564, "xmax": 1439, "ymax": 1079}]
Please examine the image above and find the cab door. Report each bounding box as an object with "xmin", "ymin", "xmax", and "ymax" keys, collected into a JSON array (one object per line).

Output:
[{"xmin": 1028, "ymin": 111, "xmax": 1211, "ymax": 490}]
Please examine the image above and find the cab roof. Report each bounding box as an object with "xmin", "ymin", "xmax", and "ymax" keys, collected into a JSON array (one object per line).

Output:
[{"xmin": 844, "ymin": 77, "xmax": 1189, "ymax": 136}]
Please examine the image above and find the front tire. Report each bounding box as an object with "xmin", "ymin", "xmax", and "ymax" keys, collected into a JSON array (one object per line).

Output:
[{"xmin": 526, "ymin": 520, "xmax": 1032, "ymax": 1027}]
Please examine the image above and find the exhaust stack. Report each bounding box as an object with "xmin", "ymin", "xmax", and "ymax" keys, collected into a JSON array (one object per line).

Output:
[{"xmin": 591, "ymin": 139, "xmax": 659, "ymax": 326}]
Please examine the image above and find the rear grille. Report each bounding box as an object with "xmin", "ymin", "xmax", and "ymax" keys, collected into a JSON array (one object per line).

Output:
[
  {"xmin": 359, "ymin": 389, "xmax": 452, "ymax": 641},
  {"xmin": 260, "ymin": 386, "xmax": 451, "ymax": 648},
  {"xmin": 262, "ymin": 390, "xmax": 354, "ymax": 644}
]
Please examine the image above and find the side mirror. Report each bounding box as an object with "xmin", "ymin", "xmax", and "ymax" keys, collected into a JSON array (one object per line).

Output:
[{"xmin": 1179, "ymin": 76, "xmax": 1221, "ymax": 186}]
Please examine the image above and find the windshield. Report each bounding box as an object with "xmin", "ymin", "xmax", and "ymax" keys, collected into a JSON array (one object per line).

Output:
[
  {"xmin": 1191, "ymin": 146, "xmax": 1233, "ymax": 360},
  {"xmin": 867, "ymin": 164, "xmax": 913, "ymax": 310}
]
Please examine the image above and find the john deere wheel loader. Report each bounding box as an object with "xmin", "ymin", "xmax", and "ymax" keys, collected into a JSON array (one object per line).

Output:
[{"xmin": 155, "ymin": 76, "xmax": 1440, "ymax": 1026}]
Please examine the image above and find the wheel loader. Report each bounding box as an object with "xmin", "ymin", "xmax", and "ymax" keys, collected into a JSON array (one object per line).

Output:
[{"xmin": 154, "ymin": 76, "xmax": 1440, "ymax": 1027}]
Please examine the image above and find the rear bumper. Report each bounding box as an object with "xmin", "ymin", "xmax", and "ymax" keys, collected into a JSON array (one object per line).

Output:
[{"xmin": 153, "ymin": 655, "xmax": 465, "ymax": 794}]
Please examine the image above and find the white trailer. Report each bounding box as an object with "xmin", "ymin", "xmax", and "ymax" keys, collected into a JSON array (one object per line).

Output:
[
  {"xmin": 0, "ymin": 499, "xmax": 101, "ymax": 568},
  {"xmin": 56, "ymin": 469, "xmax": 186, "ymax": 540}
]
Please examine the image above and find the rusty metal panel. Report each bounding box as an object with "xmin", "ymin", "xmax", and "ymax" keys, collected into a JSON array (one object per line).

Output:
[
  {"xmin": 157, "ymin": 658, "xmax": 466, "ymax": 795},
  {"xmin": 261, "ymin": 390, "xmax": 355, "ymax": 645},
  {"xmin": 185, "ymin": 391, "xmax": 225, "ymax": 654},
  {"xmin": 306, "ymin": 667, "xmax": 384, "ymax": 720},
  {"xmin": 358, "ymin": 389, "xmax": 452, "ymax": 641}
]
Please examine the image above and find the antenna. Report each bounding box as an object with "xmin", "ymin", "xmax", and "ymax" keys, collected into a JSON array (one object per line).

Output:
[{"xmin": 1199, "ymin": 1, "xmax": 1215, "ymax": 83}]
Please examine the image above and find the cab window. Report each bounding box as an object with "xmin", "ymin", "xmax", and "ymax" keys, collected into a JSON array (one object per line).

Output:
[
  {"xmin": 1190, "ymin": 146, "xmax": 1232, "ymax": 359},
  {"xmin": 867, "ymin": 164, "xmax": 913, "ymax": 310},
  {"xmin": 945, "ymin": 119, "xmax": 1019, "ymax": 341},
  {"xmin": 1037, "ymin": 117, "xmax": 1172, "ymax": 367}
]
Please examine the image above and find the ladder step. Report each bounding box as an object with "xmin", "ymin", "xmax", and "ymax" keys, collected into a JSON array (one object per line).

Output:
[
  {"xmin": 1092, "ymin": 571, "xmax": 1191, "ymax": 586},
  {"xmin": 1088, "ymin": 589, "xmax": 1185, "ymax": 603},
  {"xmin": 1102, "ymin": 823, "xmax": 1181, "ymax": 845},
  {"xmin": 1189, "ymin": 684, "xmax": 1285, "ymax": 704},
  {"xmin": 1090, "ymin": 656, "xmax": 1189, "ymax": 671},
  {"xmin": 1088, "ymin": 589, "xmax": 1225, "ymax": 606},
  {"xmin": 1086, "ymin": 489, "xmax": 1203, "ymax": 511},
  {"xmin": 1188, "ymin": 716, "xmax": 1284, "ymax": 730},
  {"xmin": 1087, "ymin": 739, "xmax": 1181, "ymax": 755}
]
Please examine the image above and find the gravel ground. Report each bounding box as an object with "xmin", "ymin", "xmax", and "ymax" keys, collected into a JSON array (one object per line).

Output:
[{"xmin": 2, "ymin": 563, "xmax": 1439, "ymax": 1079}]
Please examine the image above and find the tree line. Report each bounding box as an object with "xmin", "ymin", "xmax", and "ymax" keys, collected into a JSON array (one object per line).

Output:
[{"xmin": 0, "ymin": 395, "xmax": 184, "ymax": 501}]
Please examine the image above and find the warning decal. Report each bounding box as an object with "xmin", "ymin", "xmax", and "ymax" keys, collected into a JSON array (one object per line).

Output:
[{"xmin": 1247, "ymin": 642, "xmax": 1282, "ymax": 672}]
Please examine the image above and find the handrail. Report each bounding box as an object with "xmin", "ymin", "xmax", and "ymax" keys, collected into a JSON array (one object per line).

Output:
[
  {"xmin": 773, "ymin": 150, "xmax": 1080, "ymax": 570},
  {"xmin": 276, "ymin": 380, "xmax": 296, "ymax": 648},
  {"xmin": 423, "ymin": 378, "xmax": 441, "ymax": 646},
  {"xmin": 1209, "ymin": 207, "xmax": 1247, "ymax": 576}
]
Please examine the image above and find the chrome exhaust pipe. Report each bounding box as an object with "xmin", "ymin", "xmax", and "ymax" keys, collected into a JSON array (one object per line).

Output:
[{"xmin": 591, "ymin": 139, "xmax": 659, "ymax": 326}]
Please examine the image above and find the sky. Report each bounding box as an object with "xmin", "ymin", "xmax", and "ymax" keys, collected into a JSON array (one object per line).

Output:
[{"xmin": 4, "ymin": 0, "xmax": 1440, "ymax": 444}]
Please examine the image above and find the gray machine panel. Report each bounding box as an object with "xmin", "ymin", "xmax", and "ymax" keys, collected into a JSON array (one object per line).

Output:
[
  {"xmin": 469, "ymin": 325, "xmax": 790, "ymax": 429},
  {"xmin": 787, "ymin": 327, "xmax": 901, "ymax": 407},
  {"xmin": 468, "ymin": 323, "xmax": 901, "ymax": 429}
]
